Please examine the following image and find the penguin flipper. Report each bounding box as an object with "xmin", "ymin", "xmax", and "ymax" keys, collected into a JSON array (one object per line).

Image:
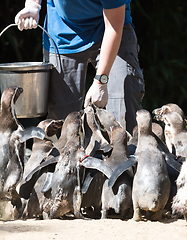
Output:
[
  {"xmin": 25, "ymin": 156, "xmax": 59, "ymax": 182},
  {"xmin": 108, "ymin": 156, "xmax": 137, "ymax": 188},
  {"xmin": 20, "ymin": 126, "xmax": 45, "ymax": 143},
  {"xmin": 81, "ymin": 156, "xmax": 113, "ymax": 179},
  {"xmin": 81, "ymin": 169, "xmax": 99, "ymax": 194}
]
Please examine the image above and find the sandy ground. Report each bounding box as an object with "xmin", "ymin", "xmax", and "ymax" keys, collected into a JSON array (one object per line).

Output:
[{"xmin": 0, "ymin": 218, "xmax": 187, "ymax": 240}]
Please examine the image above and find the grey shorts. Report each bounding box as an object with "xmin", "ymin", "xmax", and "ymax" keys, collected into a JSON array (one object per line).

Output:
[{"xmin": 44, "ymin": 24, "xmax": 145, "ymax": 134}]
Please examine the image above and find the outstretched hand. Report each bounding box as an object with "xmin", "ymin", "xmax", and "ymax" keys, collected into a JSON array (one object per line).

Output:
[{"xmin": 84, "ymin": 79, "xmax": 108, "ymax": 109}]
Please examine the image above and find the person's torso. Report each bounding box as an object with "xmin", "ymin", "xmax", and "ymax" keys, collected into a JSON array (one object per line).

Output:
[{"xmin": 43, "ymin": 0, "xmax": 132, "ymax": 54}]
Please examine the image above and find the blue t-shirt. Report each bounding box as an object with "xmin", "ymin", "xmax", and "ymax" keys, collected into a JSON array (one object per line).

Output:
[{"xmin": 43, "ymin": 0, "xmax": 132, "ymax": 54}]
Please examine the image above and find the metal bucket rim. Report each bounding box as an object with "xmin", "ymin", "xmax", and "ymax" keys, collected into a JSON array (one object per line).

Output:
[{"xmin": 0, "ymin": 62, "xmax": 53, "ymax": 70}]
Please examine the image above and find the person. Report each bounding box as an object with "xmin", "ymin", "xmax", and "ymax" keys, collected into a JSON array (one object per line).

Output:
[{"xmin": 15, "ymin": 0, "xmax": 145, "ymax": 135}]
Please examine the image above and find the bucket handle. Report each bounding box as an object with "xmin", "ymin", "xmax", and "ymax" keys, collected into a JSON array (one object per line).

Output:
[{"xmin": 0, "ymin": 23, "xmax": 58, "ymax": 68}]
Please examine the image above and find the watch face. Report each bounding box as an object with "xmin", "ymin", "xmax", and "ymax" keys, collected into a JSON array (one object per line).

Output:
[{"xmin": 100, "ymin": 75, "xmax": 108, "ymax": 84}]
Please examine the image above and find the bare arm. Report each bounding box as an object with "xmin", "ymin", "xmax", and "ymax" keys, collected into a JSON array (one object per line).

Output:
[
  {"xmin": 84, "ymin": 5, "xmax": 125, "ymax": 108},
  {"xmin": 96, "ymin": 4, "xmax": 126, "ymax": 77}
]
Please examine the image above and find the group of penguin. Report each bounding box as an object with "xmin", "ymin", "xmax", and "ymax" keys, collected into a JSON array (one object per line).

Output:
[
  {"xmin": 152, "ymin": 103, "xmax": 187, "ymax": 220},
  {"xmin": 0, "ymin": 86, "xmax": 186, "ymax": 221}
]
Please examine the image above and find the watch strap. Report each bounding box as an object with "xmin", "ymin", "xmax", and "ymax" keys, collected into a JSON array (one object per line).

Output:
[{"xmin": 94, "ymin": 74, "xmax": 108, "ymax": 84}]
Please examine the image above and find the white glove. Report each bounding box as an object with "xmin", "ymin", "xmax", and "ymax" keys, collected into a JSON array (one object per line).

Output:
[
  {"xmin": 84, "ymin": 79, "xmax": 108, "ymax": 109},
  {"xmin": 15, "ymin": 0, "xmax": 41, "ymax": 31}
]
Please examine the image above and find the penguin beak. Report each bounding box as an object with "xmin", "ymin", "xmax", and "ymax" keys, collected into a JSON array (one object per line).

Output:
[
  {"xmin": 152, "ymin": 107, "xmax": 163, "ymax": 121},
  {"xmin": 18, "ymin": 87, "xmax": 23, "ymax": 94},
  {"xmin": 13, "ymin": 87, "xmax": 23, "ymax": 104}
]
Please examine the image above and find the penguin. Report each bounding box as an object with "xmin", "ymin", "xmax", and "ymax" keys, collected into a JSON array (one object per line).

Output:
[
  {"xmin": 100, "ymin": 124, "xmax": 134, "ymax": 219},
  {"xmin": 82, "ymin": 104, "xmax": 112, "ymax": 156},
  {"xmin": 152, "ymin": 111, "xmax": 183, "ymax": 212},
  {"xmin": 0, "ymin": 86, "xmax": 45, "ymax": 220},
  {"xmin": 161, "ymin": 111, "xmax": 187, "ymax": 157},
  {"xmin": 132, "ymin": 109, "xmax": 170, "ymax": 221},
  {"xmin": 172, "ymin": 159, "xmax": 187, "ymax": 220},
  {"xmin": 18, "ymin": 118, "xmax": 64, "ymax": 219},
  {"xmin": 152, "ymin": 103, "xmax": 186, "ymax": 122},
  {"xmin": 159, "ymin": 111, "xmax": 187, "ymax": 219},
  {"xmin": 152, "ymin": 103, "xmax": 186, "ymax": 153}
]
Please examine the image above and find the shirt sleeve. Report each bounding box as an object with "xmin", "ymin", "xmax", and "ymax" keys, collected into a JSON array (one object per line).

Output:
[{"xmin": 101, "ymin": 0, "xmax": 131, "ymax": 9}]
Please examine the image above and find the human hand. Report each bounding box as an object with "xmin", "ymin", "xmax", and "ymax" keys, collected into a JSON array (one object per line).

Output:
[
  {"xmin": 84, "ymin": 79, "xmax": 108, "ymax": 109},
  {"xmin": 15, "ymin": 0, "xmax": 41, "ymax": 31}
]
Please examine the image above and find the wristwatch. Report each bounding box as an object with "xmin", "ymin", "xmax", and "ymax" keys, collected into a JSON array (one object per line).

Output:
[{"xmin": 94, "ymin": 74, "xmax": 109, "ymax": 84}]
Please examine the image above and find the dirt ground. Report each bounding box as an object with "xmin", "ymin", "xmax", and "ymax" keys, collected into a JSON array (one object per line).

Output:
[{"xmin": 0, "ymin": 217, "xmax": 187, "ymax": 240}]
